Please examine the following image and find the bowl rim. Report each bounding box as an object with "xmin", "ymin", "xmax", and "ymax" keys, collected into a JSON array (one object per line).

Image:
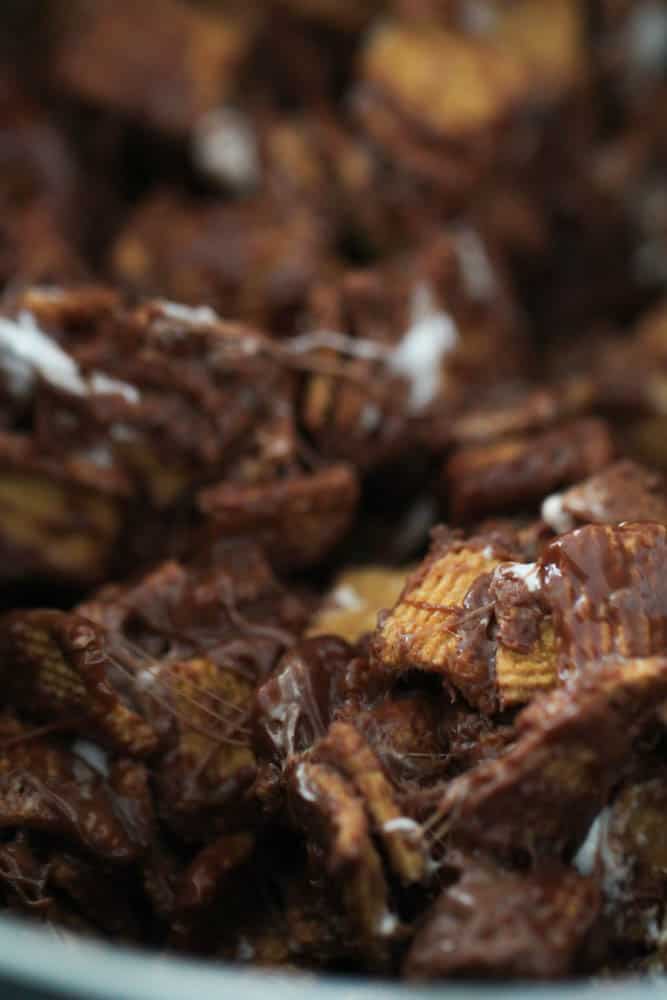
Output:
[{"xmin": 0, "ymin": 913, "xmax": 663, "ymax": 1000}]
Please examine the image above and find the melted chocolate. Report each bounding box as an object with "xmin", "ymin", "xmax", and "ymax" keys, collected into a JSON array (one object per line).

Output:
[{"xmin": 540, "ymin": 523, "xmax": 667, "ymax": 677}]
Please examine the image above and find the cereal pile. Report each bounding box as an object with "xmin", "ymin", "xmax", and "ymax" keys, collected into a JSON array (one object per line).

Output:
[{"xmin": 0, "ymin": 0, "xmax": 665, "ymax": 981}]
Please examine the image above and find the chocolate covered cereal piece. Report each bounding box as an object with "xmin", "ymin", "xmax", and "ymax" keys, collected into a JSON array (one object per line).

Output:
[
  {"xmin": 427, "ymin": 656, "xmax": 667, "ymax": 858},
  {"xmin": 0, "ymin": 714, "xmax": 148, "ymax": 861},
  {"xmin": 77, "ymin": 549, "xmax": 307, "ymax": 837},
  {"xmin": 0, "ymin": 835, "xmax": 144, "ymax": 940},
  {"xmin": 298, "ymin": 231, "xmax": 526, "ymax": 467},
  {"xmin": 575, "ymin": 773, "xmax": 667, "ymax": 953},
  {"xmin": 449, "ymin": 380, "xmax": 596, "ymax": 446},
  {"xmin": 80, "ymin": 544, "xmax": 305, "ymax": 678},
  {"xmin": 0, "ymin": 78, "xmax": 85, "ymax": 287},
  {"xmin": 357, "ymin": 21, "xmax": 528, "ymax": 202},
  {"xmin": 254, "ymin": 635, "xmax": 358, "ymax": 773},
  {"xmin": 357, "ymin": 0, "xmax": 585, "ymax": 204},
  {"xmin": 541, "ymin": 522, "xmax": 667, "ymax": 675},
  {"xmin": 175, "ymin": 832, "xmax": 255, "ymax": 912},
  {"xmin": 375, "ymin": 519, "xmax": 667, "ymax": 714},
  {"xmin": 0, "ymin": 609, "xmax": 157, "ymax": 757},
  {"xmin": 445, "ymin": 418, "xmax": 614, "ymax": 521},
  {"xmin": 373, "ymin": 528, "xmax": 555, "ymax": 712},
  {"xmin": 287, "ymin": 758, "xmax": 395, "ymax": 964},
  {"xmin": 0, "ymin": 433, "xmax": 126, "ymax": 586},
  {"xmin": 55, "ymin": 0, "xmax": 254, "ymax": 136},
  {"xmin": 111, "ymin": 191, "xmax": 328, "ymax": 330},
  {"xmin": 541, "ymin": 460, "xmax": 667, "ymax": 534},
  {"xmin": 0, "ymin": 288, "xmax": 329, "ymax": 581},
  {"xmin": 198, "ymin": 463, "xmax": 360, "ymax": 570},
  {"xmin": 405, "ymin": 858, "xmax": 599, "ymax": 980},
  {"xmin": 145, "ymin": 657, "xmax": 256, "ymax": 839},
  {"xmin": 310, "ymin": 721, "xmax": 425, "ymax": 883}
]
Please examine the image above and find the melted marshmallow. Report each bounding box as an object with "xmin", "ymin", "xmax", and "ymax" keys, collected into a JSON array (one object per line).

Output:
[
  {"xmin": 574, "ymin": 810, "xmax": 607, "ymax": 876},
  {"xmin": 454, "ymin": 227, "xmax": 497, "ymax": 301},
  {"xmin": 382, "ymin": 817, "xmax": 422, "ymax": 837},
  {"xmin": 71, "ymin": 739, "xmax": 109, "ymax": 777},
  {"xmin": 88, "ymin": 372, "xmax": 140, "ymax": 404},
  {"xmin": 541, "ymin": 492, "xmax": 576, "ymax": 535},
  {"xmin": 378, "ymin": 911, "xmax": 399, "ymax": 936},
  {"xmin": 494, "ymin": 560, "xmax": 541, "ymax": 593},
  {"xmin": 287, "ymin": 329, "xmax": 386, "ymax": 362},
  {"xmin": 574, "ymin": 807, "xmax": 631, "ymax": 903},
  {"xmin": 0, "ymin": 312, "xmax": 140, "ymax": 403},
  {"xmin": 0, "ymin": 311, "xmax": 86, "ymax": 398},
  {"xmin": 289, "ymin": 289, "xmax": 458, "ymax": 414},
  {"xmin": 389, "ymin": 283, "xmax": 458, "ymax": 412},
  {"xmin": 332, "ymin": 584, "xmax": 364, "ymax": 612},
  {"xmin": 193, "ymin": 108, "xmax": 260, "ymax": 192},
  {"xmin": 294, "ymin": 762, "xmax": 318, "ymax": 803},
  {"xmin": 156, "ymin": 300, "xmax": 219, "ymax": 327},
  {"xmin": 135, "ymin": 667, "xmax": 159, "ymax": 692}
]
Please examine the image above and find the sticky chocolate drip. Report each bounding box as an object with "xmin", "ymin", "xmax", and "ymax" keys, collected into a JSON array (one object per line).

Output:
[{"xmin": 540, "ymin": 522, "xmax": 667, "ymax": 678}]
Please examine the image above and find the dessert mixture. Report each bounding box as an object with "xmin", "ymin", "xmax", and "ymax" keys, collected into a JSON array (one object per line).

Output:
[{"xmin": 0, "ymin": 0, "xmax": 665, "ymax": 981}]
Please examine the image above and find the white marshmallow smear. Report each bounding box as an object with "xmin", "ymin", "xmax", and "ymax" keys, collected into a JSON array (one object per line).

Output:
[
  {"xmin": 454, "ymin": 227, "xmax": 497, "ymax": 301},
  {"xmin": 0, "ymin": 312, "xmax": 140, "ymax": 403},
  {"xmin": 574, "ymin": 810, "xmax": 607, "ymax": 876},
  {"xmin": 494, "ymin": 560, "xmax": 541, "ymax": 593},
  {"xmin": 156, "ymin": 300, "xmax": 219, "ymax": 327},
  {"xmin": 541, "ymin": 492, "xmax": 576, "ymax": 535},
  {"xmin": 193, "ymin": 108, "xmax": 260, "ymax": 192},
  {"xmin": 0, "ymin": 311, "xmax": 86, "ymax": 398},
  {"xmin": 389, "ymin": 283, "xmax": 459, "ymax": 413},
  {"xmin": 332, "ymin": 584, "xmax": 364, "ymax": 611}
]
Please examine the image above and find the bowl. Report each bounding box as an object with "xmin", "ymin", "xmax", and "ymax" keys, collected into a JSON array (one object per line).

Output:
[{"xmin": 0, "ymin": 912, "xmax": 664, "ymax": 1000}]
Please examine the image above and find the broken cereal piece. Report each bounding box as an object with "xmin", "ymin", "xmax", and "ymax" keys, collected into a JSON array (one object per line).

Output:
[
  {"xmin": 287, "ymin": 758, "xmax": 395, "ymax": 964},
  {"xmin": 311, "ymin": 721, "xmax": 425, "ymax": 883},
  {"xmin": 372, "ymin": 530, "xmax": 523, "ymax": 712}
]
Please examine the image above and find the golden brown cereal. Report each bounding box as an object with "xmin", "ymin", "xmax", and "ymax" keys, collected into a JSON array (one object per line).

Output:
[{"xmin": 307, "ymin": 566, "xmax": 409, "ymax": 643}]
